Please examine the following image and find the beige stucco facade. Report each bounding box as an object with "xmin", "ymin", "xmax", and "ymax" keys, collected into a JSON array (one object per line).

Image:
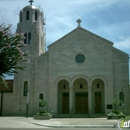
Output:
[{"xmin": 0, "ymin": 3, "xmax": 130, "ymax": 117}]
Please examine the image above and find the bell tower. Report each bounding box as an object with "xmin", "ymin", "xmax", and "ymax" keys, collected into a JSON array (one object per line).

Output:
[
  {"xmin": 16, "ymin": 0, "xmax": 45, "ymax": 57},
  {"xmin": 12, "ymin": 1, "xmax": 46, "ymax": 116}
]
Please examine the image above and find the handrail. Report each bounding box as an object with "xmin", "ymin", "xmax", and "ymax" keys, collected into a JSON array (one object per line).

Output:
[
  {"xmin": 88, "ymin": 109, "xmax": 92, "ymax": 118},
  {"xmin": 69, "ymin": 107, "xmax": 73, "ymax": 118}
]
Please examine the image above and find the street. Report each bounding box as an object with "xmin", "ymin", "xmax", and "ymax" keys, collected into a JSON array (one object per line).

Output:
[
  {"xmin": 0, "ymin": 117, "xmax": 128, "ymax": 130},
  {"xmin": 0, "ymin": 128, "xmax": 128, "ymax": 130}
]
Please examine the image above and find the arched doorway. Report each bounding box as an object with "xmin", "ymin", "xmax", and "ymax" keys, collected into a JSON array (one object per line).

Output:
[
  {"xmin": 57, "ymin": 80, "xmax": 69, "ymax": 114},
  {"xmin": 92, "ymin": 78, "xmax": 105, "ymax": 114},
  {"xmin": 73, "ymin": 78, "xmax": 88, "ymax": 114}
]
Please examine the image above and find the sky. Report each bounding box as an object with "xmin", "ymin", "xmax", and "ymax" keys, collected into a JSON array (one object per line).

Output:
[{"xmin": 0, "ymin": 0, "xmax": 130, "ymax": 79}]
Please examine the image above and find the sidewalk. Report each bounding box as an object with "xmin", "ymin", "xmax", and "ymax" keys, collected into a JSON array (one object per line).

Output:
[
  {"xmin": 31, "ymin": 118, "xmax": 119, "ymax": 128},
  {"xmin": 0, "ymin": 117, "xmax": 119, "ymax": 128}
]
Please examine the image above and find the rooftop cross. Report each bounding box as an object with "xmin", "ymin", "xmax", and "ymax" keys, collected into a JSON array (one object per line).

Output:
[
  {"xmin": 77, "ymin": 19, "xmax": 82, "ymax": 27},
  {"xmin": 29, "ymin": 0, "xmax": 34, "ymax": 5}
]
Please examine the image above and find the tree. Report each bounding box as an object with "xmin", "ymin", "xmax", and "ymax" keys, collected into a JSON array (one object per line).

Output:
[
  {"xmin": 113, "ymin": 99, "xmax": 121, "ymax": 113},
  {"xmin": 0, "ymin": 24, "xmax": 28, "ymax": 86},
  {"xmin": 39, "ymin": 99, "xmax": 47, "ymax": 108}
]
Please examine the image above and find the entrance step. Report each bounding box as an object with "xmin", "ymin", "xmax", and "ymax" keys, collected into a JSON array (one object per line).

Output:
[
  {"xmin": 91, "ymin": 114, "xmax": 106, "ymax": 118},
  {"xmin": 72, "ymin": 114, "xmax": 88, "ymax": 118},
  {"xmin": 54, "ymin": 114, "xmax": 89, "ymax": 118},
  {"xmin": 54, "ymin": 114, "xmax": 69, "ymax": 118},
  {"xmin": 54, "ymin": 114, "xmax": 106, "ymax": 118}
]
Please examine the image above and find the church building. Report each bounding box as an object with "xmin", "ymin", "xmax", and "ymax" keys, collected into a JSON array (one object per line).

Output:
[{"xmin": 0, "ymin": 1, "xmax": 130, "ymax": 117}]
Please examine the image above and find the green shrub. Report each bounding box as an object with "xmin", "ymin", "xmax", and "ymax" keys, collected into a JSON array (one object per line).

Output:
[
  {"xmin": 39, "ymin": 110, "xmax": 47, "ymax": 113},
  {"xmin": 108, "ymin": 111, "xmax": 124, "ymax": 116},
  {"xmin": 36, "ymin": 112, "xmax": 50, "ymax": 116},
  {"xmin": 39, "ymin": 99, "xmax": 47, "ymax": 107},
  {"xmin": 112, "ymin": 110, "xmax": 121, "ymax": 114}
]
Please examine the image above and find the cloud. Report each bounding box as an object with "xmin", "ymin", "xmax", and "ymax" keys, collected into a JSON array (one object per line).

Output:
[
  {"xmin": 114, "ymin": 36, "xmax": 130, "ymax": 50},
  {"xmin": 0, "ymin": 0, "xmax": 130, "ymax": 50},
  {"xmin": 46, "ymin": 16, "xmax": 76, "ymax": 45},
  {"xmin": 1, "ymin": 0, "xmax": 130, "ymax": 79}
]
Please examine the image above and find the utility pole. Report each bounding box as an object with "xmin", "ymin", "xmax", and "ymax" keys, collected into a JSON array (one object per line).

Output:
[
  {"xmin": 26, "ymin": 90, "xmax": 29, "ymax": 118},
  {"xmin": 122, "ymin": 88, "xmax": 124, "ymax": 114},
  {"xmin": 0, "ymin": 93, "xmax": 3, "ymax": 116}
]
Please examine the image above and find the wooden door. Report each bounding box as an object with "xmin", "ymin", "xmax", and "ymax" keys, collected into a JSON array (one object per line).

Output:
[
  {"xmin": 95, "ymin": 92, "xmax": 102, "ymax": 113},
  {"xmin": 75, "ymin": 92, "xmax": 88, "ymax": 113},
  {"xmin": 62, "ymin": 93, "xmax": 69, "ymax": 113},
  {"xmin": 75, "ymin": 97, "xmax": 82, "ymax": 113},
  {"xmin": 82, "ymin": 97, "xmax": 88, "ymax": 113}
]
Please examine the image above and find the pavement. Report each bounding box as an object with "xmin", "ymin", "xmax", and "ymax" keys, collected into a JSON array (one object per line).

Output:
[
  {"xmin": 32, "ymin": 117, "xmax": 119, "ymax": 128},
  {"xmin": 0, "ymin": 117, "xmax": 120, "ymax": 128}
]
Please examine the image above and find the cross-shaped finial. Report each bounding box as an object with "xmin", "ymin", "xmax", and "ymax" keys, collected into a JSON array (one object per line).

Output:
[
  {"xmin": 29, "ymin": 0, "xmax": 34, "ymax": 5},
  {"xmin": 77, "ymin": 19, "xmax": 82, "ymax": 27}
]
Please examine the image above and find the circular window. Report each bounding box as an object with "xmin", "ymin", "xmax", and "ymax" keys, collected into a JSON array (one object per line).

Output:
[{"xmin": 75, "ymin": 54, "xmax": 85, "ymax": 63}]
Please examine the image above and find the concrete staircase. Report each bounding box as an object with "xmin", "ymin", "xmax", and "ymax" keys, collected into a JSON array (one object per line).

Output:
[{"xmin": 54, "ymin": 114, "xmax": 106, "ymax": 118}]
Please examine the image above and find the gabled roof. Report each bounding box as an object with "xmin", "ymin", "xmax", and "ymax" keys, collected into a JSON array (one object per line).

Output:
[{"xmin": 48, "ymin": 26, "xmax": 114, "ymax": 49}]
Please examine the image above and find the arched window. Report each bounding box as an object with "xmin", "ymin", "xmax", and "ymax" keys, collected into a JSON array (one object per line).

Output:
[
  {"xmin": 28, "ymin": 33, "xmax": 31, "ymax": 44},
  {"xmin": 80, "ymin": 84, "xmax": 83, "ymax": 89},
  {"xmin": 39, "ymin": 93, "xmax": 44, "ymax": 99},
  {"xmin": 24, "ymin": 33, "xmax": 27, "ymax": 44},
  {"xmin": 39, "ymin": 93, "xmax": 44, "ymax": 107},
  {"xmin": 23, "ymin": 81, "xmax": 28, "ymax": 96},
  {"xmin": 119, "ymin": 92, "xmax": 124, "ymax": 101},
  {"xmin": 35, "ymin": 11, "xmax": 37, "ymax": 21},
  {"xmin": 26, "ymin": 11, "xmax": 29, "ymax": 20},
  {"xmin": 20, "ymin": 12, "xmax": 22, "ymax": 22}
]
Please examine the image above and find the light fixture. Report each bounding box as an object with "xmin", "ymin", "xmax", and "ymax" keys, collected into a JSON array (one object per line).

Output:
[
  {"xmin": 80, "ymin": 78, "xmax": 83, "ymax": 89},
  {"xmin": 97, "ymin": 84, "xmax": 99, "ymax": 88},
  {"xmin": 63, "ymin": 80, "xmax": 66, "ymax": 89}
]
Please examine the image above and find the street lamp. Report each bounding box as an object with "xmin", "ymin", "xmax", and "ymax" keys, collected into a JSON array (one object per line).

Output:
[
  {"xmin": 26, "ymin": 90, "xmax": 29, "ymax": 118},
  {"xmin": 122, "ymin": 88, "xmax": 124, "ymax": 114}
]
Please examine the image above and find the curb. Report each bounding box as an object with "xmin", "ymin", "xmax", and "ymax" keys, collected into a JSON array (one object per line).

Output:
[{"xmin": 32, "ymin": 123, "xmax": 118, "ymax": 128}]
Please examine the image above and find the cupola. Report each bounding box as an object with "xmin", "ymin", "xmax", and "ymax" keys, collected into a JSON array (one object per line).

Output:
[{"xmin": 16, "ymin": 0, "xmax": 45, "ymax": 57}]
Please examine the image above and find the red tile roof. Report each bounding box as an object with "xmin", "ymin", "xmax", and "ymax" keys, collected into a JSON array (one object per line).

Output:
[{"xmin": 0, "ymin": 80, "xmax": 13, "ymax": 93}]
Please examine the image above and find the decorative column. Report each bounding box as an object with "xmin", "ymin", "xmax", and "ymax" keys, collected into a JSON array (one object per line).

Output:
[
  {"xmin": 88, "ymin": 86, "xmax": 92, "ymax": 117},
  {"xmin": 69, "ymin": 86, "xmax": 73, "ymax": 117}
]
